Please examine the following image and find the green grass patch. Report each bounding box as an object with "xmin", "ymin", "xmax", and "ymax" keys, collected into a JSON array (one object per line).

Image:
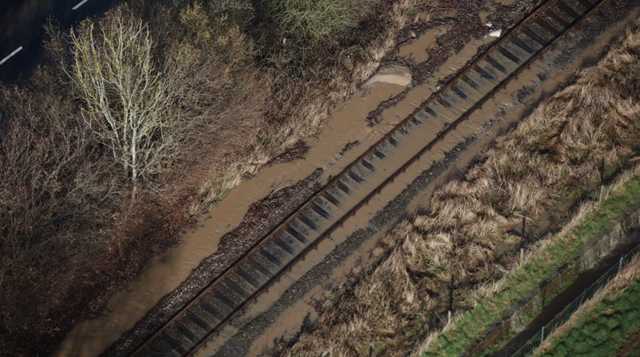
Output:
[
  {"xmin": 421, "ymin": 172, "xmax": 640, "ymax": 357},
  {"xmin": 538, "ymin": 282, "xmax": 640, "ymax": 357},
  {"xmin": 270, "ymin": 0, "xmax": 353, "ymax": 42}
]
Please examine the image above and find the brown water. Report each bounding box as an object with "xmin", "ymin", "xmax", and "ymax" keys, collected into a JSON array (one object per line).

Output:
[
  {"xmin": 193, "ymin": 33, "xmax": 520, "ymax": 356},
  {"xmin": 398, "ymin": 28, "xmax": 442, "ymax": 64},
  {"xmin": 54, "ymin": 70, "xmax": 411, "ymax": 357},
  {"xmin": 194, "ymin": 5, "xmax": 640, "ymax": 355}
]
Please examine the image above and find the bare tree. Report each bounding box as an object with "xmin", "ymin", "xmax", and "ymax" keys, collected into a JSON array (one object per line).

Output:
[{"xmin": 67, "ymin": 9, "xmax": 178, "ymax": 199}]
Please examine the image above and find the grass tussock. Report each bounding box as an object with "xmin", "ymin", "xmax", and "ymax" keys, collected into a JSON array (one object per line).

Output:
[{"xmin": 280, "ymin": 18, "xmax": 640, "ymax": 357}]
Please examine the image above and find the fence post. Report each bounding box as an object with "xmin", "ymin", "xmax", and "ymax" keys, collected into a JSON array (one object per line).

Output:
[
  {"xmin": 619, "ymin": 256, "xmax": 624, "ymax": 271},
  {"xmin": 541, "ymin": 326, "xmax": 545, "ymax": 344}
]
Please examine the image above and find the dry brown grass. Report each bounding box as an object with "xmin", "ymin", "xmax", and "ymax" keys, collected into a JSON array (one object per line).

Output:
[{"xmin": 280, "ymin": 18, "xmax": 640, "ymax": 357}]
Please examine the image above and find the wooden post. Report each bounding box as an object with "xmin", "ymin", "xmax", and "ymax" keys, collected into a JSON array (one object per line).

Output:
[
  {"xmin": 522, "ymin": 216, "xmax": 526, "ymax": 242},
  {"xmin": 448, "ymin": 274, "xmax": 455, "ymax": 312}
]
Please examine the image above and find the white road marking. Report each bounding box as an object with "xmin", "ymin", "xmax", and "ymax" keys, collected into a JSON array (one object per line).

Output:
[
  {"xmin": 72, "ymin": 0, "xmax": 90, "ymax": 10},
  {"xmin": 0, "ymin": 47, "xmax": 23, "ymax": 66}
]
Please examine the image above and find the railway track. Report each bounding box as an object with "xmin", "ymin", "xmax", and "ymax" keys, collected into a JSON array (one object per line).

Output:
[{"xmin": 130, "ymin": 0, "xmax": 610, "ymax": 355}]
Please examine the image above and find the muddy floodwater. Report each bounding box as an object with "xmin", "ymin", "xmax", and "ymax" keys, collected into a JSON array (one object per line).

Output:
[
  {"xmin": 198, "ymin": 4, "xmax": 640, "ymax": 356},
  {"xmin": 54, "ymin": 68, "xmax": 411, "ymax": 357},
  {"xmin": 398, "ymin": 28, "xmax": 442, "ymax": 64},
  {"xmin": 57, "ymin": 20, "xmax": 502, "ymax": 356},
  {"xmin": 54, "ymin": 1, "xmax": 640, "ymax": 355},
  {"xmin": 55, "ymin": 11, "xmax": 526, "ymax": 357}
]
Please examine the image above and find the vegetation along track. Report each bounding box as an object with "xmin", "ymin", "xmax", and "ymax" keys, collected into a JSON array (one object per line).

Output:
[{"xmin": 130, "ymin": 0, "xmax": 610, "ymax": 355}]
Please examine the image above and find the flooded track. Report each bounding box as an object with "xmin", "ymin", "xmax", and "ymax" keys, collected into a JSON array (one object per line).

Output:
[{"xmin": 125, "ymin": 0, "xmax": 617, "ymax": 356}]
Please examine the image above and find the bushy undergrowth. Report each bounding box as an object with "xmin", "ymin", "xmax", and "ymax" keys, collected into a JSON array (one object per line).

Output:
[
  {"xmin": 0, "ymin": 0, "xmax": 413, "ymax": 355},
  {"xmin": 534, "ymin": 256, "xmax": 640, "ymax": 357},
  {"xmin": 282, "ymin": 18, "xmax": 640, "ymax": 357}
]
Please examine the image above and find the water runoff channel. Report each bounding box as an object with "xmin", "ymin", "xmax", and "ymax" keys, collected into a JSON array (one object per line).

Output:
[{"xmin": 125, "ymin": 0, "xmax": 614, "ymax": 355}]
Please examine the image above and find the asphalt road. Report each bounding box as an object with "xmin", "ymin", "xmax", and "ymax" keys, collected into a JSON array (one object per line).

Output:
[{"xmin": 0, "ymin": 0, "xmax": 126, "ymax": 82}]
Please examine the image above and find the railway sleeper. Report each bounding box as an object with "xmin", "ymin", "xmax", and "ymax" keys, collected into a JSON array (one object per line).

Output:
[
  {"xmin": 574, "ymin": 0, "xmax": 593, "ymax": 11},
  {"xmin": 246, "ymin": 257, "xmax": 273, "ymax": 277},
  {"xmin": 556, "ymin": 0, "xmax": 581, "ymax": 19},
  {"xmin": 186, "ymin": 311, "xmax": 212, "ymax": 332},
  {"xmin": 213, "ymin": 290, "xmax": 238, "ymax": 310},
  {"xmin": 223, "ymin": 278, "xmax": 251, "ymax": 299},
  {"xmin": 309, "ymin": 202, "xmax": 331, "ymax": 219},
  {"xmin": 521, "ymin": 26, "xmax": 548, "ymax": 46},
  {"xmin": 226, "ymin": 272, "xmax": 258, "ymax": 295},
  {"xmin": 545, "ymin": 7, "xmax": 570, "ymax": 27},
  {"xmin": 258, "ymin": 247, "xmax": 284, "ymax": 267},
  {"xmin": 149, "ymin": 339, "xmax": 179, "ymax": 356},
  {"xmin": 451, "ymin": 85, "xmax": 467, "ymax": 100},
  {"xmin": 351, "ymin": 162, "xmax": 374, "ymax": 181},
  {"xmin": 160, "ymin": 332, "xmax": 188, "ymax": 356},
  {"xmin": 484, "ymin": 55, "xmax": 509, "ymax": 75},
  {"xmin": 335, "ymin": 179, "xmax": 351, "ymax": 194},
  {"xmin": 297, "ymin": 214, "xmax": 319, "ymax": 231},
  {"xmin": 498, "ymin": 45, "xmax": 522, "ymax": 64},
  {"xmin": 284, "ymin": 225, "xmax": 308, "ymax": 244},
  {"xmin": 321, "ymin": 191, "xmax": 341, "ymax": 208},
  {"xmin": 164, "ymin": 324, "xmax": 196, "ymax": 348},
  {"xmin": 236, "ymin": 265, "xmax": 262, "ymax": 288},
  {"xmin": 502, "ymin": 40, "xmax": 533, "ymax": 63},
  {"xmin": 265, "ymin": 240, "xmax": 295, "ymax": 261},
  {"xmin": 473, "ymin": 65, "xmax": 497, "ymax": 82},
  {"xmin": 273, "ymin": 237, "xmax": 296, "ymax": 255},
  {"xmin": 534, "ymin": 15, "xmax": 561, "ymax": 35},
  {"xmin": 373, "ymin": 148, "xmax": 386, "ymax": 160},
  {"xmin": 199, "ymin": 298, "xmax": 226, "ymax": 321},
  {"xmin": 510, "ymin": 35, "xmax": 536, "ymax": 54},
  {"xmin": 360, "ymin": 158, "xmax": 376, "ymax": 172}
]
